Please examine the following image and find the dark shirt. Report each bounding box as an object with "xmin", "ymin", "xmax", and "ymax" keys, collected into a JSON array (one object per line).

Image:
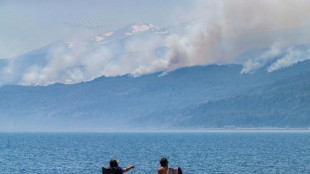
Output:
[{"xmin": 102, "ymin": 166, "xmax": 124, "ymax": 174}]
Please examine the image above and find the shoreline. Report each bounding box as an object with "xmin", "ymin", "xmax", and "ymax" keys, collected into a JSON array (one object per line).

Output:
[{"xmin": 1, "ymin": 127, "xmax": 310, "ymax": 133}]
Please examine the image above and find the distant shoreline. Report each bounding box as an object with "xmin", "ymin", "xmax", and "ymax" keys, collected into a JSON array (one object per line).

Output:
[{"xmin": 1, "ymin": 128, "xmax": 310, "ymax": 133}]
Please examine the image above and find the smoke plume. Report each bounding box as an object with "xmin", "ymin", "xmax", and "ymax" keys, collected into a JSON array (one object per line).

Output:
[{"xmin": 11, "ymin": 0, "xmax": 310, "ymax": 85}]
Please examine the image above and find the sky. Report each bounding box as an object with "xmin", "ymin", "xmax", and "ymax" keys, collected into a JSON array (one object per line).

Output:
[
  {"xmin": 0, "ymin": 0, "xmax": 195, "ymax": 58},
  {"xmin": 1, "ymin": 0, "xmax": 310, "ymax": 86}
]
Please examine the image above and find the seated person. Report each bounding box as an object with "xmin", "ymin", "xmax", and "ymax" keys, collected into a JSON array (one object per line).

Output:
[
  {"xmin": 158, "ymin": 158, "xmax": 183, "ymax": 174},
  {"xmin": 102, "ymin": 159, "xmax": 134, "ymax": 174}
]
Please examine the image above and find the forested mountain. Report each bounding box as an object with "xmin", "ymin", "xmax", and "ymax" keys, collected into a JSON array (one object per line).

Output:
[
  {"xmin": 0, "ymin": 60, "xmax": 310, "ymax": 130},
  {"xmin": 132, "ymin": 70, "xmax": 310, "ymax": 128}
]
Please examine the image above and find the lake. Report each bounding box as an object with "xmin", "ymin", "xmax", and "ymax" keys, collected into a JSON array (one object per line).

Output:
[{"xmin": 1, "ymin": 131, "xmax": 310, "ymax": 173}]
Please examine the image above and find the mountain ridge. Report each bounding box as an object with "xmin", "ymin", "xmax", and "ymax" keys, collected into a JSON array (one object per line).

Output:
[{"xmin": 1, "ymin": 60, "xmax": 310, "ymax": 130}]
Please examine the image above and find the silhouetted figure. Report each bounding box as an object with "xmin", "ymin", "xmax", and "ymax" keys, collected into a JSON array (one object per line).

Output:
[
  {"xmin": 102, "ymin": 159, "xmax": 134, "ymax": 174},
  {"xmin": 158, "ymin": 158, "xmax": 183, "ymax": 174}
]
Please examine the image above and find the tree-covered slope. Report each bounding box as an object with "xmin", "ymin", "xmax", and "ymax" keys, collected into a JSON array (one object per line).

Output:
[
  {"xmin": 133, "ymin": 71, "xmax": 310, "ymax": 128},
  {"xmin": 1, "ymin": 61, "xmax": 310, "ymax": 130}
]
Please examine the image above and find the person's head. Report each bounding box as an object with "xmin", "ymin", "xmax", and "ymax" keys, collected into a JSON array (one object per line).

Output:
[
  {"xmin": 110, "ymin": 159, "xmax": 119, "ymax": 167},
  {"xmin": 160, "ymin": 158, "xmax": 168, "ymax": 167}
]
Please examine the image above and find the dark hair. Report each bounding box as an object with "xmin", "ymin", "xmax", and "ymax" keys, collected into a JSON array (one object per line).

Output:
[
  {"xmin": 160, "ymin": 158, "xmax": 168, "ymax": 167},
  {"xmin": 110, "ymin": 159, "xmax": 119, "ymax": 167}
]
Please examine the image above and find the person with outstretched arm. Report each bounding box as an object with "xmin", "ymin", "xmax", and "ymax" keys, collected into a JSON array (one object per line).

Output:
[
  {"xmin": 158, "ymin": 158, "xmax": 183, "ymax": 174},
  {"xmin": 102, "ymin": 159, "xmax": 134, "ymax": 174}
]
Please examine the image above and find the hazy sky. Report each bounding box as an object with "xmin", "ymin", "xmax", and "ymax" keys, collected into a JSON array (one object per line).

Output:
[
  {"xmin": 0, "ymin": 0, "xmax": 196, "ymax": 58},
  {"xmin": 1, "ymin": 0, "xmax": 310, "ymax": 86}
]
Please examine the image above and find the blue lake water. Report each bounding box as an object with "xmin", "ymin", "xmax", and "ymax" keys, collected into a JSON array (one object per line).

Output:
[{"xmin": 1, "ymin": 131, "xmax": 310, "ymax": 173}]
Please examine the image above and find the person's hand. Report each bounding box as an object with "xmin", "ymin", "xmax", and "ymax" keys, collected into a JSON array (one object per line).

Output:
[{"xmin": 124, "ymin": 165, "xmax": 135, "ymax": 173}]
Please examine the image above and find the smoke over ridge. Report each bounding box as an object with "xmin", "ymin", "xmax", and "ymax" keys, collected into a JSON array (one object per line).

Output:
[{"xmin": 4, "ymin": 0, "xmax": 310, "ymax": 86}]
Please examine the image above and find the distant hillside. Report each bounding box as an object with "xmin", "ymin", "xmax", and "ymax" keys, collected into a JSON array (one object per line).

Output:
[
  {"xmin": 132, "ymin": 71, "xmax": 310, "ymax": 128},
  {"xmin": 1, "ymin": 61, "xmax": 310, "ymax": 130}
]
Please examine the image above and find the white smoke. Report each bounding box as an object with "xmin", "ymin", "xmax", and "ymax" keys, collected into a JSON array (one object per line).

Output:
[
  {"xmin": 241, "ymin": 41, "xmax": 286, "ymax": 73},
  {"xmin": 19, "ymin": 30, "xmax": 168, "ymax": 85},
  {"xmin": 20, "ymin": 41, "xmax": 114, "ymax": 85},
  {"xmin": 14, "ymin": 0, "xmax": 310, "ymax": 85},
  {"xmin": 164, "ymin": 0, "xmax": 310, "ymax": 74},
  {"xmin": 268, "ymin": 48, "xmax": 310, "ymax": 72}
]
